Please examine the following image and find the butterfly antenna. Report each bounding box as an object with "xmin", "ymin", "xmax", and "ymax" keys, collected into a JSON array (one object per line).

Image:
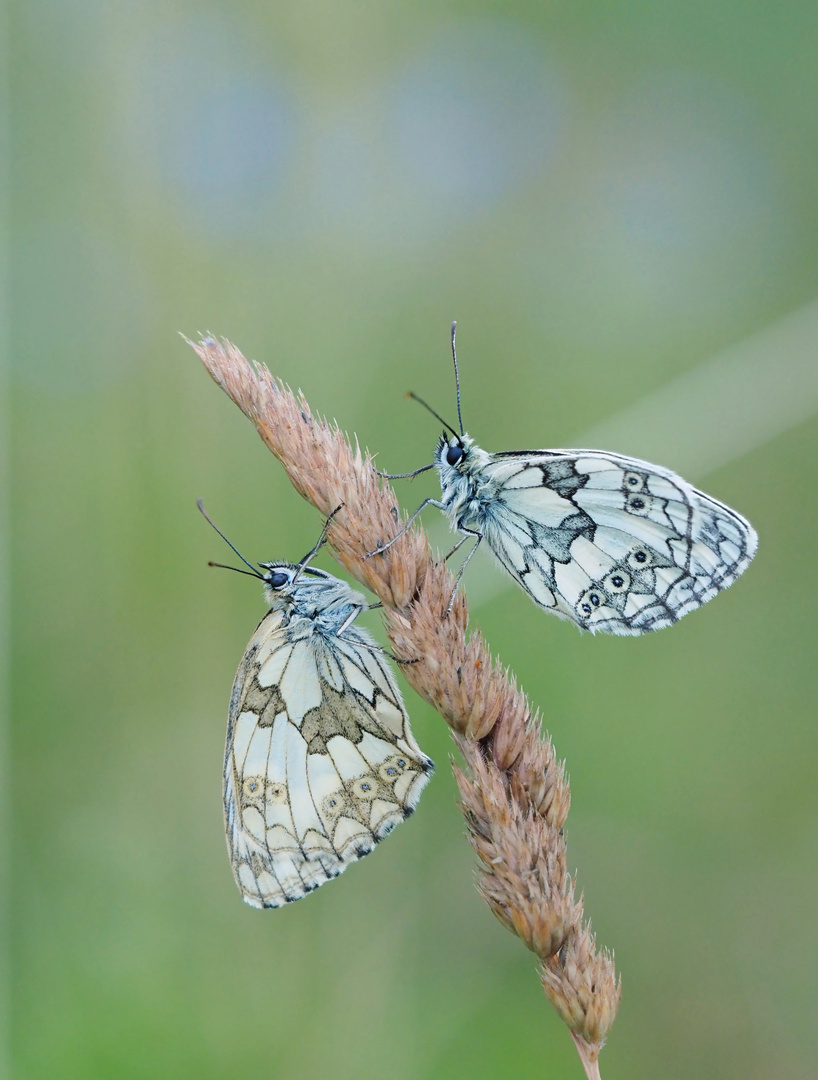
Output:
[
  {"xmin": 406, "ymin": 392, "xmax": 461, "ymax": 440},
  {"xmin": 197, "ymin": 499, "xmax": 260, "ymax": 576},
  {"xmin": 293, "ymin": 504, "xmax": 344, "ymax": 584},
  {"xmin": 451, "ymin": 320, "xmax": 463, "ymax": 435},
  {"xmin": 207, "ymin": 561, "xmax": 263, "ymax": 579}
]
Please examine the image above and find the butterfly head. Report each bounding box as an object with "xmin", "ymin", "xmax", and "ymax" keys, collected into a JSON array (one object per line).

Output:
[
  {"xmin": 435, "ymin": 431, "xmax": 479, "ymax": 472},
  {"xmin": 259, "ymin": 562, "xmax": 331, "ymax": 602},
  {"xmin": 261, "ymin": 563, "xmax": 295, "ymax": 591}
]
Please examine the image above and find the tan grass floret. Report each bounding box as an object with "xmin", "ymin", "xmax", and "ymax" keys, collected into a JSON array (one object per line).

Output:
[{"xmin": 188, "ymin": 336, "xmax": 621, "ymax": 1079}]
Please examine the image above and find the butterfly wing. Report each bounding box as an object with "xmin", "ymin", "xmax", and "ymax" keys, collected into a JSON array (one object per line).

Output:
[
  {"xmin": 478, "ymin": 449, "xmax": 757, "ymax": 635},
  {"xmin": 224, "ymin": 610, "xmax": 432, "ymax": 908}
]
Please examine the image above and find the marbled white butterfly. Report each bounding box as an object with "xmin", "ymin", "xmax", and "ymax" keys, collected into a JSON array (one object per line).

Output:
[
  {"xmin": 372, "ymin": 325, "xmax": 757, "ymax": 635},
  {"xmin": 201, "ymin": 503, "xmax": 433, "ymax": 908}
]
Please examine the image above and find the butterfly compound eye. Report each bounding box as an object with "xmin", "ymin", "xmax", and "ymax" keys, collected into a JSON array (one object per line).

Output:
[
  {"xmin": 446, "ymin": 443, "xmax": 465, "ymax": 466},
  {"xmin": 268, "ymin": 571, "xmax": 289, "ymax": 589}
]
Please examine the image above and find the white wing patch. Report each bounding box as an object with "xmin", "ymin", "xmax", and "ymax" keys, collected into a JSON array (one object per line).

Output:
[
  {"xmin": 224, "ymin": 612, "xmax": 432, "ymax": 908},
  {"xmin": 476, "ymin": 449, "xmax": 757, "ymax": 635}
]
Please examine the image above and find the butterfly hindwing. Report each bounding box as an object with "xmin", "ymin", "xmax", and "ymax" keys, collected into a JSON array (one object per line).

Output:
[{"xmin": 224, "ymin": 573, "xmax": 432, "ymax": 908}]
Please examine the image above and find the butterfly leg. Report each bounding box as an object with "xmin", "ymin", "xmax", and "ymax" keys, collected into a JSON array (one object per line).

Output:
[
  {"xmin": 364, "ymin": 498, "xmax": 447, "ymax": 558},
  {"xmin": 445, "ymin": 530, "xmax": 483, "ymax": 615},
  {"xmin": 336, "ymin": 610, "xmax": 420, "ymax": 664},
  {"xmin": 443, "ymin": 534, "xmax": 470, "ymax": 561},
  {"xmin": 358, "ymin": 642, "xmax": 420, "ymax": 665},
  {"xmin": 293, "ymin": 504, "xmax": 345, "ymax": 580},
  {"xmin": 336, "ymin": 604, "xmax": 365, "ymax": 636},
  {"xmin": 375, "ymin": 462, "xmax": 436, "ymax": 480}
]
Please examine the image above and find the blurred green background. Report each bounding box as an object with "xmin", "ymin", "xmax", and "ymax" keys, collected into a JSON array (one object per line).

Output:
[{"xmin": 6, "ymin": 2, "xmax": 818, "ymax": 1078}]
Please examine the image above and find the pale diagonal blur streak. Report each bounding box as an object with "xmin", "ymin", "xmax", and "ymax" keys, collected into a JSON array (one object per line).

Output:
[{"xmin": 575, "ymin": 299, "xmax": 818, "ymax": 478}]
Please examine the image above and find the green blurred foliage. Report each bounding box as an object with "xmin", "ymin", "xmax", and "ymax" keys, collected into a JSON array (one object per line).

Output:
[{"xmin": 8, "ymin": 2, "xmax": 818, "ymax": 1078}]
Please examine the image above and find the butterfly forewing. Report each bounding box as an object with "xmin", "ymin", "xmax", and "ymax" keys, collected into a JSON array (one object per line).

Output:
[
  {"xmin": 440, "ymin": 443, "xmax": 756, "ymax": 635},
  {"xmin": 224, "ymin": 572, "xmax": 432, "ymax": 908}
]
